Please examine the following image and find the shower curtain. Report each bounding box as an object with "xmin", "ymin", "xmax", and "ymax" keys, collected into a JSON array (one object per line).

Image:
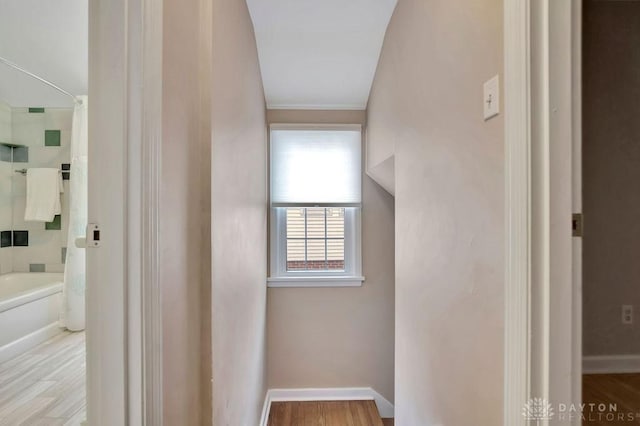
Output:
[{"xmin": 61, "ymin": 96, "xmax": 88, "ymax": 331}]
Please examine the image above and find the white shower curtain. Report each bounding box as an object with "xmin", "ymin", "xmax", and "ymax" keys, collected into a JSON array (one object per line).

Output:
[{"xmin": 62, "ymin": 96, "xmax": 88, "ymax": 331}]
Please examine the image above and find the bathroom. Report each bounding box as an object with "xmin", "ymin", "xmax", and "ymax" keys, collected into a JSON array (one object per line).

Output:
[{"xmin": 0, "ymin": 1, "xmax": 88, "ymax": 424}]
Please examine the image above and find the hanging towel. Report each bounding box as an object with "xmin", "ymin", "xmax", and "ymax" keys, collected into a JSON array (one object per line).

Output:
[{"xmin": 24, "ymin": 168, "xmax": 64, "ymax": 222}]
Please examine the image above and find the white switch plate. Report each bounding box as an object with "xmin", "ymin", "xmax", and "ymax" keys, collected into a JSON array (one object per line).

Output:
[{"xmin": 483, "ymin": 75, "xmax": 500, "ymax": 120}]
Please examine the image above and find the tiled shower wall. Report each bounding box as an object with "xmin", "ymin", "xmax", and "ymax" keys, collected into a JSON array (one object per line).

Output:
[
  {"xmin": 0, "ymin": 106, "xmax": 72, "ymax": 274},
  {"xmin": 0, "ymin": 102, "xmax": 12, "ymax": 274}
]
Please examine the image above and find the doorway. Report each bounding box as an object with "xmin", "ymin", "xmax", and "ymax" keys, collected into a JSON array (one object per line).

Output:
[
  {"xmin": 0, "ymin": 2, "xmax": 88, "ymax": 423},
  {"xmin": 0, "ymin": 0, "xmax": 150, "ymax": 424},
  {"xmin": 581, "ymin": 1, "xmax": 640, "ymax": 423}
]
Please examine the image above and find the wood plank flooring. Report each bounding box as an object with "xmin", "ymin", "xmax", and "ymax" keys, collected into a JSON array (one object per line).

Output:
[
  {"xmin": 583, "ymin": 374, "xmax": 640, "ymax": 425},
  {"xmin": 268, "ymin": 400, "xmax": 385, "ymax": 426},
  {"xmin": 0, "ymin": 331, "xmax": 86, "ymax": 425}
]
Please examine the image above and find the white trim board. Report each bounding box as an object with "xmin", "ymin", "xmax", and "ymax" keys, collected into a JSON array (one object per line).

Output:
[
  {"xmin": 259, "ymin": 387, "xmax": 394, "ymax": 426},
  {"xmin": 503, "ymin": 0, "xmax": 532, "ymax": 425},
  {"xmin": 583, "ymin": 355, "xmax": 640, "ymax": 375},
  {"xmin": 0, "ymin": 322, "xmax": 62, "ymax": 364},
  {"xmin": 88, "ymin": 0, "xmax": 131, "ymax": 423}
]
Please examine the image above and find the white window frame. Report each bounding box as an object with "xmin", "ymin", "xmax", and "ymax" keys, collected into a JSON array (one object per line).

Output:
[{"xmin": 267, "ymin": 124, "xmax": 364, "ymax": 288}]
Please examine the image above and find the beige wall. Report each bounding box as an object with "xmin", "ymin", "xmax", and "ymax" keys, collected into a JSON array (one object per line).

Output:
[
  {"xmin": 211, "ymin": 0, "xmax": 268, "ymax": 425},
  {"xmin": 266, "ymin": 109, "xmax": 367, "ymax": 126},
  {"xmin": 266, "ymin": 109, "xmax": 395, "ymax": 403},
  {"xmin": 161, "ymin": 0, "xmax": 211, "ymax": 422},
  {"xmin": 583, "ymin": 0, "xmax": 640, "ymax": 356},
  {"xmin": 367, "ymin": 0, "xmax": 504, "ymax": 424}
]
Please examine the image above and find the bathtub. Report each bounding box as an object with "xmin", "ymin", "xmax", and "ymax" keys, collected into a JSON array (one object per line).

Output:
[{"xmin": 0, "ymin": 272, "xmax": 64, "ymax": 363}]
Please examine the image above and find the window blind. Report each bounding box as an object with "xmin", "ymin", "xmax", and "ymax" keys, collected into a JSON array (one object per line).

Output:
[{"xmin": 270, "ymin": 128, "xmax": 362, "ymax": 207}]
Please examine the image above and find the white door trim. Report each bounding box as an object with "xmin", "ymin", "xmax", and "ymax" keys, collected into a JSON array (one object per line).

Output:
[
  {"xmin": 503, "ymin": 0, "xmax": 532, "ymax": 424},
  {"xmin": 89, "ymin": 0, "xmax": 163, "ymax": 424},
  {"xmin": 137, "ymin": 0, "xmax": 164, "ymax": 423},
  {"xmin": 504, "ymin": 1, "xmax": 582, "ymax": 425},
  {"xmin": 570, "ymin": 0, "xmax": 583, "ymax": 418},
  {"xmin": 87, "ymin": 0, "xmax": 128, "ymax": 423}
]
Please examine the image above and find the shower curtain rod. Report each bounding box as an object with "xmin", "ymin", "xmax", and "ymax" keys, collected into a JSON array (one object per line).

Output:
[{"xmin": 0, "ymin": 55, "xmax": 82, "ymax": 104}]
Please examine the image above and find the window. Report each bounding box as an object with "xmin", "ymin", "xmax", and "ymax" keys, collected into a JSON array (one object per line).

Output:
[
  {"xmin": 286, "ymin": 207, "xmax": 345, "ymax": 271},
  {"xmin": 268, "ymin": 125, "xmax": 363, "ymax": 287}
]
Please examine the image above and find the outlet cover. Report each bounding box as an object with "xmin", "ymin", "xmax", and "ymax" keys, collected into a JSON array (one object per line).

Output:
[{"xmin": 622, "ymin": 305, "xmax": 633, "ymax": 325}]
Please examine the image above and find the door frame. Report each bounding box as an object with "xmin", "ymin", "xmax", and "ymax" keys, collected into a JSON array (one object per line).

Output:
[
  {"xmin": 88, "ymin": 0, "xmax": 163, "ymax": 424},
  {"xmin": 503, "ymin": 0, "xmax": 582, "ymax": 424}
]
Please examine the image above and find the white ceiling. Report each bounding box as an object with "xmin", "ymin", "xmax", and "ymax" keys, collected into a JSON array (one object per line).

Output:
[
  {"xmin": 0, "ymin": 0, "xmax": 87, "ymax": 107},
  {"xmin": 246, "ymin": 0, "xmax": 397, "ymax": 110}
]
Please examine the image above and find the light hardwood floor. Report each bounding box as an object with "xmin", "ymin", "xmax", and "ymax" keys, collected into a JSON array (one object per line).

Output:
[
  {"xmin": 0, "ymin": 331, "xmax": 86, "ymax": 425},
  {"xmin": 583, "ymin": 374, "xmax": 640, "ymax": 425},
  {"xmin": 268, "ymin": 400, "xmax": 386, "ymax": 426}
]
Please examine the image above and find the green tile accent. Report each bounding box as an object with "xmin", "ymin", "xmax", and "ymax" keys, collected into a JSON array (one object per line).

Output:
[
  {"xmin": 13, "ymin": 230, "xmax": 28, "ymax": 246},
  {"xmin": 45, "ymin": 215, "xmax": 62, "ymax": 230},
  {"xmin": 29, "ymin": 263, "xmax": 45, "ymax": 272},
  {"xmin": 12, "ymin": 146, "xmax": 28, "ymax": 163},
  {"xmin": 0, "ymin": 145, "xmax": 11, "ymax": 162},
  {"xmin": 28, "ymin": 107, "xmax": 45, "ymax": 113},
  {"xmin": 45, "ymin": 130, "xmax": 61, "ymax": 146},
  {"xmin": 1, "ymin": 231, "xmax": 11, "ymax": 247}
]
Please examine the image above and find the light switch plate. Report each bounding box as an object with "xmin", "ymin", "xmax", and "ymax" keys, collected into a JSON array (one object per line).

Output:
[{"xmin": 483, "ymin": 75, "xmax": 500, "ymax": 120}]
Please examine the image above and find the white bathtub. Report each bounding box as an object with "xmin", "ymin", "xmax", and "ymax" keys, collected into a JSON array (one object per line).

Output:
[{"xmin": 0, "ymin": 272, "xmax": 64, "ymax": 363}]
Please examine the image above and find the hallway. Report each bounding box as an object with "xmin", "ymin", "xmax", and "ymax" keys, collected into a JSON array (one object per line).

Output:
[{"xmin": 267, "ymin": 400, "xmax": 393, "ymax": 426}]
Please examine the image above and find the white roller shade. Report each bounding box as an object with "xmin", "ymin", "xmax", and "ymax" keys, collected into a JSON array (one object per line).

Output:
[{"xmin": 270, "ymin": 127, "xmax": 362, "ymax": 207}]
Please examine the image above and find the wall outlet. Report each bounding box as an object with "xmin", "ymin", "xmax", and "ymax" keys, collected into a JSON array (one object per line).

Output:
[{"xmin": 622, "ymin": 305, "xmax": 633, "ymax": 325}]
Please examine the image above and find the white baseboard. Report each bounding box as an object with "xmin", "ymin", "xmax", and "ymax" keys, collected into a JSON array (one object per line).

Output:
[
  {"xmin": 259, "ymin": 390, "xmax": 271, "ymax": 426},
  {"xmin": 583, "ymin": 354, "xmax": 640, "ymax": 374},
  {"xmin": 0, "ymin": 322, "xmax": 63, "ymax": 364},
  {"xmin": 259, "ymin": 387, "xmax": 394, "ymax": 426}
]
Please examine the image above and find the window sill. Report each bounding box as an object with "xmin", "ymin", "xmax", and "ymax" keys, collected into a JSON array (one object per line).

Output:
[{"xmin": 267, "ymin": 276, "xmax": 365, "ymax": 288}]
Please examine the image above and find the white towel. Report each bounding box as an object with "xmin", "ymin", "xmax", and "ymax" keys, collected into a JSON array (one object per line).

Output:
[{"xmin": 24, "ymin": 168, "xmax": 64, "ymax": 222}]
